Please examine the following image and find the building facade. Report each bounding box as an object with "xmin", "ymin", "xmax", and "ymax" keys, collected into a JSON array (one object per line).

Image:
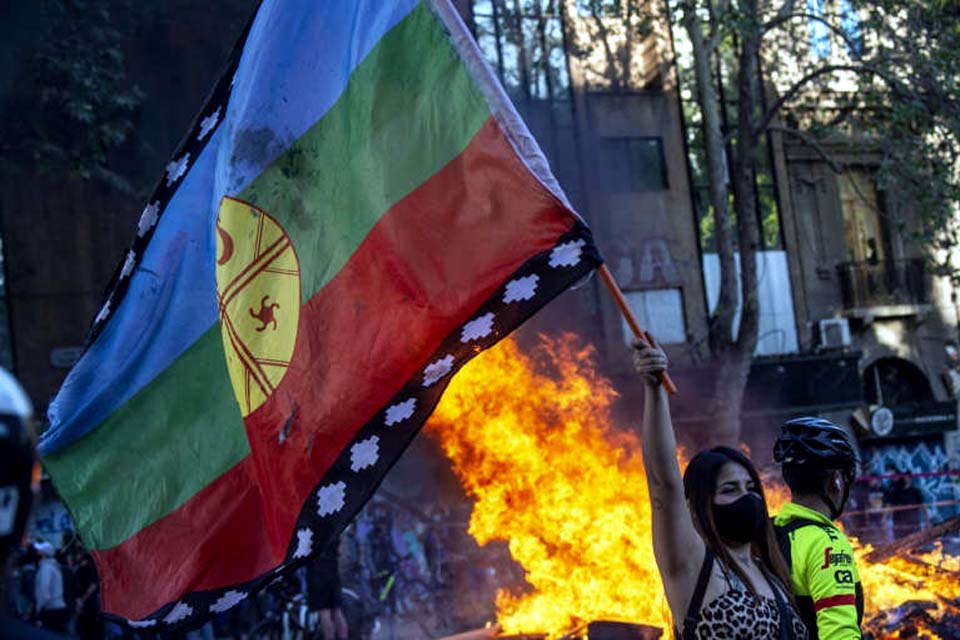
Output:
[
  {"xmin": 1, "ymin": 1, "xmax": 956, "ymax": 531},
  {"xmin": 454, "ymin": 0, "xmax": 960, "ymax": 525}
]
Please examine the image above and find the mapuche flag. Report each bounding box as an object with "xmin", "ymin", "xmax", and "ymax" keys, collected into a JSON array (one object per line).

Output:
[{"xmin": 40, "ymin": 0, "xmax": 600, "ymax": 629}]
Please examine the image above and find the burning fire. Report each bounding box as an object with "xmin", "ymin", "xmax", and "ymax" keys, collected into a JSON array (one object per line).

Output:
[
  {"xmin": 427, "ymin": 334, "xmax": 960, "ymax": 638},
  {"xmin": 427, "ymin": 334, "xmax": 668, "ymax": 635},
  {"xmin": 856, "ymin": 541, "xmax": 960, "ymax": 637}
]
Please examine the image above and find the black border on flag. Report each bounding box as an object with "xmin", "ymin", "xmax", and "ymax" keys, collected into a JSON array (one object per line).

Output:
[{"xmin": 109, "ymin": 223, "xmax": 601, "ymax": 631}]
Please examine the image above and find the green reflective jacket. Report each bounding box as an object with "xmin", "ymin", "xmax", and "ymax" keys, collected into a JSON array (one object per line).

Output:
[{"xmin": 773, "ymin": 502, "xmax": 864, "ymax": 640}]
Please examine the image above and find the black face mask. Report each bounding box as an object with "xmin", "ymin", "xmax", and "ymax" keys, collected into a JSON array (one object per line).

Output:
[{"xmin": 712, "ymin": 494, "xmax": 765, "ymax": 544}]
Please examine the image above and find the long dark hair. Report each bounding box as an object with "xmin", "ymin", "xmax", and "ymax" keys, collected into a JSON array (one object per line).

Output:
[{"xmin": 682, "ymin": 446, "xmax": 793, "ymax": 598}]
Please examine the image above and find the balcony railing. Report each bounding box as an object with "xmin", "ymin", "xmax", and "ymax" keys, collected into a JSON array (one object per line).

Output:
[{"xmin": 837, "ymin": 259, "xmax": 928, "ymax": 309}]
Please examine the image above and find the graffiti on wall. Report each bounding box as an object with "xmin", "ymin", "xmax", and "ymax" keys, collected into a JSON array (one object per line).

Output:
[
  {"xmin": 861, "ymin": 438, "xmax": 959, "ymax": 522},
  {"xmin": 609, "ymin": 237, "xmax": 684, "ymax": 289}
]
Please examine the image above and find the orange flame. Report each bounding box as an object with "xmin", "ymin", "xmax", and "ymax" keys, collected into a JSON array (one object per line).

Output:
[
  {"xmin": 427, "ymin": 334, "xmax": 960, "ymax": 638},
  {"xmin": 856, "ymin": 540, "xmax": 959, "ymax": 634},
  {"xmin": 427, "ymin": 335, "xmax": 667, "ymax": 636}
]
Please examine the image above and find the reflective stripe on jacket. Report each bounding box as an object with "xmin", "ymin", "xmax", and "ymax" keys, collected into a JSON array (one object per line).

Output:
[{"xmin": 774, "ymin": 502, "xmax": 863, "ymax": 640}]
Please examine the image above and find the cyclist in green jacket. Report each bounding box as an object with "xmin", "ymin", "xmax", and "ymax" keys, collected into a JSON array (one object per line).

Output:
[{"xmin": 773, "ymin": 417, "xmax": 863, "ymax": 640}]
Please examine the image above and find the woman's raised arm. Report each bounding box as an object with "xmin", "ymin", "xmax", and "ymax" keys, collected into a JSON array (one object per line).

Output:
[{"xmin": 633, "ymin": 338, "xmax": 705, "ymax": 616}]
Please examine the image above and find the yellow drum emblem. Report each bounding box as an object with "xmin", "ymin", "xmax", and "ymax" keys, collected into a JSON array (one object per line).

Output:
[{"xmin": 215, "ymin": 196, "xmax": 300, "ymax": 417}]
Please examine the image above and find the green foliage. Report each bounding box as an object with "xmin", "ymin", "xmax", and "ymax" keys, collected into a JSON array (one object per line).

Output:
[
  {"xmin": 2, "ymin": 1, "xmax": 145, "ymax": 183},
  {"xmin": 760, "ymin": 189, "xmax": 781, "ymax": 249},
  {"xmin": 850, "ymin": 1, "xmax": 960, "ymax": 270},
  {"xmin": 672, "ymin": 0, "xmax": 785, "ymax": 259},
  {"xmin": 674, "ymin": 0, "xmax": 960, "ymax": 270},
  {"xmin": 699, "ymin": 202, "xmax": 716, "ymax": 251},
  {"xmin": 762, "ymin": 0, "xmax": 960, "ymax": 266}
]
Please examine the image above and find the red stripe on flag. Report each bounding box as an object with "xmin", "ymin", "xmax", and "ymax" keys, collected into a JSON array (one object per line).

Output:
[
  {"xmin": 242, "ymin": 116, "xmax": 577, "ymax": 550},
  {"xmin": 92, "ymin": 116, "xmax": 578, "ymax": 619},
  {"xmin": 814, "ymin": 594, "xmax": 857, "ymax": 611},
  {"xmin": 93, "ymin": 457, "xmax": 277, "ymax": 620}
]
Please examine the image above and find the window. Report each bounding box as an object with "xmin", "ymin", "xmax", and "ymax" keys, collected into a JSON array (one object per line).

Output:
[
  {"xmin": 670, "ymin": 10, "xmax": 784, "ymax": 253},
  {"xmin": 620, "ymin": 289, "xmax": 687, "ymax": 345},
  {"xmin": 755, "ymin": 142, "xmax": 784, "ymax": 250},
  {"xmin": 598, "ymin": 137, "xmax": 668, "ymax": 192},
  {"xmin": 472, "ymin": 1, "xmax": 571, "ymax": 102},
  {"xmin": 839, "ymin": 170, "xmax": 885, "ymax": 264}
]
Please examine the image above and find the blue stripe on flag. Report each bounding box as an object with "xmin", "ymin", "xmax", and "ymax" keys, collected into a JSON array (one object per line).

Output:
[{"xmin": 42, "ymin": 0, "xmax": 421, "ymax": 455}]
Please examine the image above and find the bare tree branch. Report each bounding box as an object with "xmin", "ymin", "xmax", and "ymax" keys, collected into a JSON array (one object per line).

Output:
[
  {"xmin": 762, "ymin": 12, "xmax": 863, "ymax": 58},
  {"xmin": 755, "ymin": 63, "xmax": 901, "ymax": 136},
  {"xmin": 706, "ymin": 0, "xmax": 732, "ymax": 52},
  {"xmin": 766, "ymin": 125, "xmax": 844, "ymax": 173}
]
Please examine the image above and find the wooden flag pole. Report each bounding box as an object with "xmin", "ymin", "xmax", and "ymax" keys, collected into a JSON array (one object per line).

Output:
[{"xmin": 597, "ymin": 264, "xmax": 679, "ymax": 395}]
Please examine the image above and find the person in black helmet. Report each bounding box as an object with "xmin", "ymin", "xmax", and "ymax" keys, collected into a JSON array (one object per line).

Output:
[
  {"xmin": 0, "ymin": 367, "xmax": 66, "ymax": 640},
  {"xmin": 772, "ymin": 416, "xmax": 864, "ymax": 640}
]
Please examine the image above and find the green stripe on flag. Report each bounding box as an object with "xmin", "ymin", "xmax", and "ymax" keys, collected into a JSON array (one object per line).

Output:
[
  {"xmin": 44, "ymin": 328, "xmax": 246, "ymax": 550},
  {"xmin": 44, "ymin": 3, "xmax": 491, "ymax": 550},
  {"xmin": 241, "ymin": 2, "xmax": 490, "ymax": 300}
]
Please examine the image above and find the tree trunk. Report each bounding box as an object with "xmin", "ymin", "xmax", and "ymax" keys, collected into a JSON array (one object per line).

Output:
[
  {"xmin": 732, "ymin": 0, "xmax": 763, "ymax": 361},
  {"xmin": 681, "ymin": 5, "xmax": 739, "ymax": 357},
  {"xmin": 701, "ymin": 0, "xmax": 765, "ymax": 446},
  {"xmin": 709, "ymin": 348, "xmax": 754, "ymax": 447}
]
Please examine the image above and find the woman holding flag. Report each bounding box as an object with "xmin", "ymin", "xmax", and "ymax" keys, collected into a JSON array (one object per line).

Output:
[{"xmin": 632, "ymin": 337, "xmax": 806, "ymax": 639}]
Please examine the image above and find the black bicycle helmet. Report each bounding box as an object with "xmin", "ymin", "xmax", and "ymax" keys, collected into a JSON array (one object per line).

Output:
[{"xmin": 773, "ymin": 416, "xmax": 858, "ymax": 470}]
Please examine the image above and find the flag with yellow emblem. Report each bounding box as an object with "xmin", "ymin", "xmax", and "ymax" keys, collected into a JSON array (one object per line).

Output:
[{"xmin": 40, "ymin": 0, "xmax": 600, "ymax": 630}]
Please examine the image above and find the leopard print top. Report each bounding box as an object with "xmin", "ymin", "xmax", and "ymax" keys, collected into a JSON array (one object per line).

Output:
[
  {"xmin": 680, "ymin": 550, "xmax": 808, "ymax": 640},
  {"xmin": 693, "ymin": 590, "xmax": 809, "ymax": 640}
]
